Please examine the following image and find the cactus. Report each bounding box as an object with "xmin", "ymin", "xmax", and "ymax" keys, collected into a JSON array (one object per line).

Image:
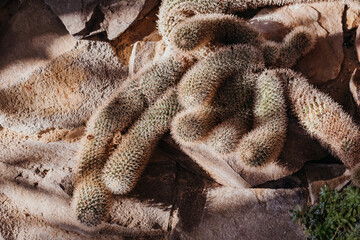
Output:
[
  {"xmin": 73, "ymin": 173, "xmax": 111, "ymax": 227},
  {"xmin": 74, "ymin": 57, "xmax": 188, "ymax": 226},
  {"xmin": 277, "ymin": 26, "xmax": 315, "ymax": 68},
  {"xmin": 177, "ymin": 44, "xmax": 264, "ymax": 108},
  {"xmin": 72, "ymin": 0, "xmax": 360, "ymax": 228},
  {"xmin": 284, "ymin": 69, "xmax": 360, "ymax": 169},
  {"xmin": 171, "ymin": 105, "xmax": 220, "ymax": 144},
  {"xmin": 169, "ymin": 14, "xmax": 260, "ymax": 57},
  {"xmin": 102, "ymin": 88, "xmax": 181, "ymax": 194},
  {"xmin": 236, "ymin": 70, "xmax": 287, "ymax": 167}
]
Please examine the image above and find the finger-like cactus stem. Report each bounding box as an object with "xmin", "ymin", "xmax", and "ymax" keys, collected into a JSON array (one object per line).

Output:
[
  {"xmin": 237, "ymin": 69, "xmax": 287, "ymax": 167},
  {"xmin": 284, "ymin": 69, "xmax": 360, "ymax": 168},
  {"xmin": 178, "ymin": 44, "xmax": 264, "ymax": 108},
  {"xmin": 102, "ymin": 88, "xmax": 181, "ymax": 195},
  {"xmin": 277, "ymin": 26, "xmax": 315, "ymax": 68},
  {"xmin": 73, "ymin": 173, "xmax": 112, "ymax": 227},
  {"xmin": 170, "ymin": 14, "xmax": 260, "ymax": 56}
]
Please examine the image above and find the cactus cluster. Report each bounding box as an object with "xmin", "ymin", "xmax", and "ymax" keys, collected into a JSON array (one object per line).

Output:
[{"xmin": 73, "ymin": 0, "xmax": 360, "ymax": 227}]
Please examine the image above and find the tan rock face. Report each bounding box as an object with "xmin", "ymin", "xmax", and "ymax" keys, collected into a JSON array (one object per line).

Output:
[
  {"xmin": 0, "ymin": 0, "xmax": 76, "ymax": 87},
  {"xmin": 251, "ymin": 2, "xmax": 345, "ymax": 84},
  {"xmin": 44, "ymin": 0, "xmax": 160, "ymax": 40},
  {"xmin": 171, "ymin": 187, "xmax": 307, "ymax": 240},
  {"xmin": 0, "ymin": 41, "xmax": 128, "ymax": 133}
]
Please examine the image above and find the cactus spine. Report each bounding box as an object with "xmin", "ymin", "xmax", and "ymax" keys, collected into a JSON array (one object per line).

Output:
[
  {"xmin": 74, "ymin": 57, "xmax": 188, "ymax": 226},
  {"xmin": 236, "ymin": 70, "xmax": 287, "ymax": 167},
  {"xmin": 284, "ymin": 69, "xmax": 360, "ymax": 169},
  {"xmin": 102, "ymin": 88, "xmax": 181, "ymax": 194}
]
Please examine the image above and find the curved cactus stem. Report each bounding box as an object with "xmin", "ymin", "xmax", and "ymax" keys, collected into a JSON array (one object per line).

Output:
[
  {"xmin": 236, "ymin": 69, "xmax": 287, "ymax": 167},
  {"xmin": 277, "ymin": 26, "xmax": 316, "ymax": 68},
  {"xmin": 283, "ymin": 69, "xmax": 360, "ymax": 168},
  {"xmin": 178, "ymin": 44, "xmax": 264, "ymax": 108},
  {"xmin": 73, "ymin": 173, "xmax": 112, "ymax": 227},
  {"xmin": 102, "ymin": 88, "xmax": 181, "ymax": 195},
  {"xmin": 169, "ymin": 14, "xmax": 260, "ymax": 57}
]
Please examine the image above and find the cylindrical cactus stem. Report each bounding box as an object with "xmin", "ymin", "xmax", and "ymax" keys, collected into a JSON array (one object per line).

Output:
[
  {"xmin": 236, "ymin": 69, "xmax": 287, "ymax": 167},
  {"xmin": 170, "ymin": 14, "xmax": 260, "ymax": 56},
  {"xmin": 73, "ymin": 173, "xmax": 112, "ymax": 227},
  {"xmin": 262, "ymin": 40, "xmax": 280, "ymax": 67},
  {"xmin": 207, "ymin": 111, "xmax": 252, "ymax": 155},
  {"xmin": 76, "ymin": 77, "xmax": 144, "ymax": 177},
  {"xmin": 213, "ymin": 72, "xmax": 256, "ymax": 115},
  {"xmin": 171, "ymin": 105, "xmax": 220, "ymax": 144},
  {"xmin": 178, "ymin": 44, "xmax": 264, "ymax": 108},
  {"xmin": 236, "ymin": 119, "xmax": 287, "ymax": 167},
  {"xmin": 284, "ymin": 69, "xmax": 360, "ymax": 168},
  {"xmin": 139, "ymin": 56, "xmax": 191, "ymax": 104},
  {"xmin": 158, "ymin": 0, "xmax": 253, "ymax": 44},
  {"xmin": 102, "ymin": 88, "xmax": 181, "ymax": 195},
  {"xmin": 277, "ymin": 26, "xmax": 315, "ymax": 68}
]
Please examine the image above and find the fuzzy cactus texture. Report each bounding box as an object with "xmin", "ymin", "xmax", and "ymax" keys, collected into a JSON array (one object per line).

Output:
[
  {"xmin": 102, "ymin": 88, "xmax": 181, "ymax": 194},
  {"xmin": 74, "ymin": 57, "xmax": 188, "ymax": 226},
  {"xmin": 284, "ymin": 69, "xmax": 360, "ymax": 168},
  {"xmin": 72, "ymin": 0, "xmax": 360, "ymax": 228},
  {"xmin": 170, "ymin": 14, "xmax": 260, "ymax": 57},
  {"xmin": 236, "ymin": 70, "xmax": 287, "ymax": 167},
  {"xmin": 73, "ymin": 173, "xmax": 111, "ymax": 227},
  {"xmin": 177, "ymin": 44, "xmax": 264, "ymax": 108}
]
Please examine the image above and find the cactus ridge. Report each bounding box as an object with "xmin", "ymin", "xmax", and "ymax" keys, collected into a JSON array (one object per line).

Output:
[{"xmin": 236, "ymin": 70, "xmax": 287, "ymax": 167}]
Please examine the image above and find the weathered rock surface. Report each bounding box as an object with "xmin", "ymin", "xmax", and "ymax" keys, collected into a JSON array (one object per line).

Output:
[
  {"xmin": 0, "ymin": 40, "xmax": 128, "ymax": 133},
  {"xmin": 171, "ymin": 187, "xmax": 307, "ymax": 240},
  {"xmin": 0, "ymin": 135, "xmax": 174, "ymax": 238},
  {"xmin": 44, "ymin": 0, "xmax": 159, "ymax": 40},
  {"xmin": 251, "ymin": 2, "xmax": 344, "ymax": 84},
  {"xmin": 0, "ymin": 0, "xmax": 76, "ymax": 87},
  {"xmin": 305, "ymin": 164, "xmax": 350, "ymax": 204}
]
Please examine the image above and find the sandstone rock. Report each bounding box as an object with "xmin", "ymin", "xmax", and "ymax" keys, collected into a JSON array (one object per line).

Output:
[
  {"xmin": 350, "ymin": 68, "xmax": 360, "ymax": 106},
  {"xmin": 251, "ymin": 2, "xmax": 344, "ymax": 84},
  {"xmin": 128, "ymin": 31, "xmax": 163, "ymax": 76},
  {"xmin": 305, "ymin": 163, "xmax": 350, "ymax": 204},
  {"xmin": 346, "ymin": 7, "xmax": 360, "ymax": 30},
  {"xmin": 44, "ymin": 0, "xmax": 160, "ymax": 40},
  {"xmin": 170, "ymin": 187, "xmax": 307, "ymax": 240},
  {"xmin": 0, "ymin": 0, "xmax": 76, "ymax": 87},
  {"xmin": 0, "ymin": 193, "xmax": 89, "ymax": 240},
  {"xmin": 0, "ymin": 40, "xmax": 128, "ymax": 134},
  {"xmin": 0, "ymin": 135, "xmax": 176, "ymax": 238}
]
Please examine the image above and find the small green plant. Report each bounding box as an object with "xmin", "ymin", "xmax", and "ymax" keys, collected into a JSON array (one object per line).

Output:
[{"xmin": 290, "ymin": 185, "xmax": 360, "ymax": 240}]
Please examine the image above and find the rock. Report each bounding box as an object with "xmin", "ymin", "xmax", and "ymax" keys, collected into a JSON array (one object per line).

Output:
[
  {"xmin": 304, "ymin": 163, "xmax": 350, "ymax": 204},
  {"xmin": 251, "ymin": 2, "xmax": 345, "ymax": 84},
  {"xmin": 176, "ymin": 117, "xmax": 328, "ymax": 188},
  {"xmin": 0, "ymin": 135, "xmax": 177, "ymax": 238},
  {"xmin": 110, "ymin": 6, "xmax": 159, "ymax": 65},
  {"xmin": 44, "ymin": 0, "xmax": 160, "ymax": 40},
  {"xmin": 346, "ymin": 7, "xmax": 360, "ymax": 30},
  {"xmin": 0, "ymin": 0, "xmax": 76, "ymax": 87},
  {"xmin": 128, "ymin": 31, "xmax": 163, "ymax": 76},
  {"xmin": 0, "ymin": 40, "xmax": 128, "ymax": 134},
  {"xmin": 0, "ymin": 193, "xmax": 89, "ymax": 240},
  {"xmin": 350, "ymin": 68, "xmax": 360, "ymax": 106},
  {"xmin": 170, "ymin": 187, "xmax": 307, "ymax": 240}
]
